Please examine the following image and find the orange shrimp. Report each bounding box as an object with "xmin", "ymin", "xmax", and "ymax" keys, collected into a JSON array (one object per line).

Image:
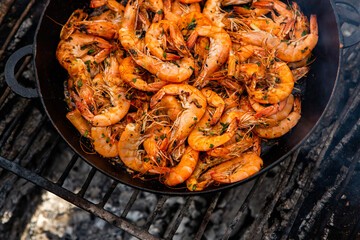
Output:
[
  {"xmin": 253, "ymin": 94, "xmax": 301, "ymax": 138},
  {"xmin": 206, "ymin": 153, "xmax": 263, "ymax": 183},
  {"xmin": 66, "ymin": 109, "xmax": 91, "ymax": 137},
  {"xmin": 163, "ymin": 146, "xmax": 199, "ymax": 186},
  {"xmin": 201, "ymin": 88, "xmax": 225, "ymax": 125},
  {"xmin": 156, "ymin": 96, "xmax": 183, "ymax": 122},
  {"xmin": 91, "ymin": 126, "xmax": 121, "ymax": 158}
]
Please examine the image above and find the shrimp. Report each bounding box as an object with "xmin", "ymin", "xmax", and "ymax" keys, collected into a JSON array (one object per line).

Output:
[
  {"xmin": 145, "ymin": 20, "xmax": 190, "ymax": 60},
  {"xmin": 60, "ymin": 9, "xmax": 88, "ymax": 40},
  {"xmin": 249, "ymin": 96, "xmax": 287, "ymax": 118},
  {"xmin": 142, "ymin": 0, "xmax": 164, "ymax": 22},
  {"xmin": 246, "ymin": 61, "xmax": 294, "ymax": 104},
  {"xmin": 72, "ymin": 20, "xmax": 119, "ymax": 39},
  {"xmin": 206, "ymin": 152, "xmax": 263, "ymax": 183},
  {"xmin": 188, "ymin": 110, "xmax": 237, "ymax": 151},
  {"xmin": 161, "ymin": 146, "xmax": 198, "ymax": 186},
  {"xmin": 119, "ymin": 57, "xmax": 167, "ymax": 91},
  {"xmin": 193, "ymin": 37, "xmax": 210, "ymax": 78},
  {"xmin": 233, "ymin": 6, "xmax": 271, "ymax": 17},
  {"xmin": 267, "ymin": 93, "xmax": 294, "ymax": 121},
  {"xmin": 201, "ymin": 88, "xmax": 225, "ymax": 125},
  {"xmin": 164, "ymin": 0, "xmax": 201, "ymax": 22},
  {"xmin": 118, "ymin": 123, "xmax": 169, "ymax": 173},
  {"xmin": 234, "ymin": 15, "xmax": 318, "ymax": 62},
  {"xmin": 252, "ymin": 0, "xmax": 295, "ymax": 24},
  {"xmin": 186, "ymin": 155, "xmax": 228, "ymax": 191},
  {"xmin": 150, "ymin": 84, "xmax": 207, "ymax": 152},
  {"xmin": 292, "ymin": 66, "xmax": 310, "ymax": 83},
  {"xmin": 236, "ymin": 45, "xmax": 266, "ymax": 62},
  {"xmin": 57, "ymin": 33, "xmax": 113, "ymax": 115},
  {"xmin": 177, "ymin": 12, "xmax": 212, "ymax": 38},
  {"xmin": 187, "ymin": 26, "xmax": 232, "ymax": 88},
  {"xmin": 90, "ymin": 0, "xmax": 125, "ymax": 13},
  {"xmin": 66, "ymin": 109, "xmax": 91, "ymax": 137},
  {"xmin": 91, "ymin": 126, "xmax": 120, "ymax": 158},
  {"xmin": 103, "ymin": 54, "xmax": 122, "ymax": 86},
  {"xmin": 253, "ymin": 94, "xmax": 301, "ymax": 138},
  {"xmin": 156, "ymin": 96, "xmax": 183, "ymax": 122},
  {"xmin": 143, "ymin": 125, "xmax": 171, "ymax": 166},
  {"xmin": 206, "ymin": 130, "xmax": 257, "ymax": 158}
]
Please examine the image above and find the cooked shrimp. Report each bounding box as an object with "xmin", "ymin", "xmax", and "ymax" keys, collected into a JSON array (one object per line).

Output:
[
  {"xmin": 72, "ymin": 20, "xmax": 119, "ymax": 39},
  {"xmin": 249, "ymin": 96, "xmax": 287, "ymax": 118},
  {"xmin": 142, "ymin": 0, "xmax": 164, "ymax": 22},
  {"xmin": 253, "ymin": 94, "xmax": 301, "ymax": 138},
  {"xmin": 222, "ymin": 0, "xmax": 251, "ymax": 6},
  {"xmin": 193, "ymin": 37, "xmax": 210, "ymax": 77},
  {"xmin": 186, "ymin": 155, "xmax": 228, "ymax": 191},
  {"xmin": 119, "ymin": 57, "xmax": 167, "ymax": 91},
  {"xmin": 187, "ymin": 26, "xmax": 232, "ymax": 88},
  {"xmin": 150, "ymin": 84, "xmax": 207, "ymax": 152},
  {"xmin": 188, "ymin": 110, "xmax": 237, "ymax": 151},
  {"xmin": 162, "ymin": 146, "xmax": 198, "ymax": 186},
  {"xmin": 235, "ymin": 15, "xmax": 318, "ymax": 62},
  {"xmin": 164, "ymin": 0, "xmax": 201, "ymax": 22},
  {"xmin": 206, "ymin": 152, "xmax": 263, "ymax": 183},
  {"xmin": 90, "ymin": 0, "xmax": 125, "ymax": 13},
  {"xmin": 103, "ymin": 54, "xmax": 122, "ymax": 85},
  {"xmin": 66, "ymin": 109, "xmax": 91, "ymax": 137},
  {"xmin": 202, "ymin": 0, "xmax": 237, "ymax": 27},
  {"xmin": 236, "ymin": 44, "xmax": 266, "ymax": 62},
  {"xmin": 267, "ymin": 94, "xmax": 294, "ymax": 121},
  {"xmin": 145, "ymin": 20, "xmax": 190, "ymax": 60},
  {"xmin": 91, "ymin": 126, "xmax": 120, "ymax": 158},
  {"xmin": 292, "ymin": 66, "xmax": 310, "ymax": 83},
  {"xmin": 233, "ymin": 5, "xmax": 271, "ymax": 17},
  {"xmin": 57, "ymin": 33, "xmax": 113, "ymax": 115},
  {"xmin": 118, "ymin": 122, "xmax": 169, "ymax": 173},
  {"xmin": 201, "ymin": 88, "xmax": 225, "ymax": 125},
  {"xmin": 177, "ymin": 12, "xmax": 212, "ymax": 38},
  {"xmin": 252, "ymin": 0, "xmax": 295, "ymax": 24},
  {"xmin": 156, "ymin": 96, "xmax": 183, "ymax": 122},
  {"xmin": 206, "ymin": 130, "xmax": 256, "ymax": 158},
  {"xmin": 246, "ymin": 61, "xmax": 294, "ymax": 104},
  {"xmin": 143, "ymin": 125, "xmax": 171, "ymax": 166},
  {"xmin": 60, "ymin": 9, "xmax": 88, "ymax": 40}
]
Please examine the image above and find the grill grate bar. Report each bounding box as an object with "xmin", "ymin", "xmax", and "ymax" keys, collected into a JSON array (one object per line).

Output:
[
  {"xmin": 0, "ymin": 0, "xmax": 36, "ymax": 59},
  {"xmin": 0, "ymin": 0, "xmax": 15, "ymax": 26},
  {"xmin": 121, "ymin": 189, "xmax": 139, "ymax": 218},
  {"xmin": 145, "ymin": 195, "xmax": 168, "ymax": 230},
  {"xmin": 14, "ymin": 115, "xmax": 47, "ymax": 164},
  {"xmin": 0, "ymin": 156, "xmax": 160, "ymax": 240},
  {"xmin": 222, "ymin": 173, "xmax": 267, "ymax": 240},
  {"xmin": 0, "ymin": 100, "xmax": 31, "ymax": 149},
  {"xmin": 164, "ymin": 196, "xmax": 192, "ymax": 240},
  {"xmin": 97, "ymin": 180, "xmax": 118, "ymax": 208},
  {"xmin": 77, "ymin": 167, "xmax": 97, "ymax": 198},
  {"xmin": 35, "ymin": 135, "xmax": 60, "ymax": 174},
  {"xmin": 56, "ymin": 153, "xmax": 78, "ymax": 186},
  {"xmin": 252, "ymin": 149, "xmax": 300, "ymax": 239},
  {"xmin": 194, "ymin": 192, "xmax": 221, "ymax": 240}
]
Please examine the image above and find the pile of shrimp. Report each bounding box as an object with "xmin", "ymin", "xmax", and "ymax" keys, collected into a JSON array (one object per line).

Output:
[{"xmin": 57, "ymin": 0, "xmax": 317, "ymax": 191}]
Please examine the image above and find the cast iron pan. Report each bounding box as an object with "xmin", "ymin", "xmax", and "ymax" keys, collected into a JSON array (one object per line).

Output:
[{"xmin": 4, "ymin": 0, "xmax": 360, "ymax": 195}]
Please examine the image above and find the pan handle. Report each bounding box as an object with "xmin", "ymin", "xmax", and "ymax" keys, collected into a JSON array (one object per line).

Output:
[
  {"xmin": 5, "ymin": 45, "xmax": 39, "ymax": 98},
  {"xmin": 333, "ymin": 0, "xmax": 360, "ymax": 48}
]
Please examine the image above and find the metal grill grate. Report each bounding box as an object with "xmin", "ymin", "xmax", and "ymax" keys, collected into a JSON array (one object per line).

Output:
[{"xmin": 0, "ymin": 0, "xmax": 360, "ymax": 239}]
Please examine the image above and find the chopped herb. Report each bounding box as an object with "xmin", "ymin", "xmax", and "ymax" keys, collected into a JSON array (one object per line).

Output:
[
  {"xmin": 155, "ymin": 136, "xmax": 159, "ymax": 141},
  {"xmin": 109, "ymin": 143, "xmax": 112, "ymax": 147},
  {"xmin": 104, "ymin": 60, "xmax": 109, "ymax": 66},
  {"xmin": 84, "ymin": 130, "xmax": 88, "ymax": 137},
  {"xmin": 157, "ymin": 9, "xmax": 163, "ymax": 14},
  {"xmin": 194, "ymin": 117, "xmax": 198, "ymax": 120},
  {"xmin": 270, "ymin": 59, "xmax": 274, "ymax": 65},
  {"xmin": 106, "ymin": 138, "xmax": 110, "ymax": 143},
  {"xmin": 301, "ymin": 30, "xmax": 307, "ymax": 37},
  {"xmin": 220, "ymin": 122, "xmax": 230, "ymax": 134},
  {"xmin": 192, "ymin": 184, "xmax": 197, "ymax": 190},
  {"xmin": 129, "ymin": 49, "xmax": 137, "ymax": 55},
  {"xmin": 132, "ymin": 78, "xmax": 137, "ymax": 83},
  {"xmin": 295, "ymin": 11, "xmax": 300, "ymax": 16},
  {"xmin": 209, "ymin": 144, "xmax": 214, "ymax": 148},
  {"xmin": 257, "ymin": 62, "xmax": 261, "ymax": 66},
  {"xmin": 163, "ymin": 52, "xmax": 167, "ymax": 59},
  {"xmin": 156, "ymin": 110, "xmax": 159, "ymax": 115},
  {"xmin": 87, "ymin": 48, "xmax": 95, "ymax": 54},
  {"xmin": 266, "ymin": 20, "xmax": 269, "ymax": 24},
  {"xmin": 144, "ymin": 157, "xmax": 150, "ymax": 162},
  {"xmin": 301, "ymin": 49, "xmax": 306, "ymax": 53},
  {"xmin": 189, "ymin": 66, "xmax": 195, "ymax": 70},
  {"xmin": 205, "ymin": 45, "xmax": 209, "ymax": 50},
  {"xmin": 160, "ymin": 135, "xmax": 166, "ymax": 140},
  {"xmin": 286, "ymin": 6, "xmax": 291, "ymax": 10},
  {"xmin": 118, "ymin": 94, "xmax": 122, "ymax": 98},
  {"xmin": 263, "ymin": 95, "xmax": 268, "ymax": 100},
  {"xmin": 77, "ymin": 79, "xmax": 83, "ymax": 87},
  {"xmin": 236, "ymin": 138, "xmax": 240, "ymax": 142},
  {"xmin": 84, "ymin": 60, "xmax": 91, "ymax": 72},
  {"xmin": 275, "ymin": 77, "xmax": 281, "ymax": 83},
  {"xmin": 102, "ymin": 133, "xmax": 105, "ymax": 138},
  {"xmin": 187, "ymin": 18, "xmax": 197, "ymax": 30}
]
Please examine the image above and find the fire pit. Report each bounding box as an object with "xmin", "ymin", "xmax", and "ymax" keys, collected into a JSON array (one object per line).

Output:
[{"xmin": 0, "ymin": 0, "xmax": 360, "ymax": 239}]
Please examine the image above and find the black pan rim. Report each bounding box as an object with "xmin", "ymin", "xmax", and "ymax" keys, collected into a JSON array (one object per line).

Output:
[{"xmin": 32, "ymin": 0, "xmax": 342, "ymax": 196}]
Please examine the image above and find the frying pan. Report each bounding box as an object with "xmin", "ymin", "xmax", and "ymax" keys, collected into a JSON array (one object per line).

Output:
[{"xmin": 4, "ymin": 0, "xmax": 360, "ymax": 195}]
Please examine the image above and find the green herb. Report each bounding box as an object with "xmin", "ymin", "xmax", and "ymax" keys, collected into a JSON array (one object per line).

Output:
[
  {"xmin": 102, "ymin": 133, "xmax": 105, "ymax": 138},
  {"xmin": 109, "ymin": 143, "xmax": 112, "ymax": 147},
  {"xmin": 144, "ymin": 157, "xmax": 150, "ymax": 162},
  {"xmin": 163, "ymin": 52, "xmax": 167, "ymax": 59},
  {"xmin": 189, "ymin": 66, "xmax": 194, "ymax": 70},
  {"xmin": 301, "ymin": 49, "xmax": 306, "ymax": 53},
  {"xmin": 192, "ymin": 184, "xmax": 197, "ymax": 190},
  {"xmin": 87, "ymin": 48, "xmax": 95, "ymax": 54},
  {"xmin": 263, "ymin": 95, "xmax": 268, "ymax": 100},
  {"xmin": 188, "ymin": 18, "xmax": 197, "ymax": 30},
  {"xmin": 209, "ymin": 144, "xmax": 214, "ymax": 148},
  {"xmin": 275, "ymin": 77, "xmax": 281, "ymax": 83},
  {"xmin": 84, "ymin": 130, "xmax": 88, "ymax": 137},
  {"xmin": 194, "ymin": 117, "xmax": 198, "ymax": 120},
  {"xmin": 155, "ymin": 136, "xmax": 159, "ymax": 141},
  {"xmin": 301, "ymin": 30, "xmax": 307, "ymax": 37},
  {"xmin": 257, "ymin": 62, "xmax": 261, "ymax": 66},
  {"xmin": 160, "ymin": 135, "xmax": 166, "ymax": 140},
  {"xmin": 266, "ymin": 20, "xmax": 269, "ymax": 24},
  {"xmin": 85, "ymin": 60, "xmax": 91, "ymax": 72},
  {"xmin": 106, "ymin": 138, "xmax": 110, "ymax": 143},
  {"xmin": 118, "ymin": 94, "xmax": 122, "ymax": 98},
  {"xmin": 77, "ymin": 79, "xmax": 83, "ymax": 87},
  {"xmin": 132, "ymin": 78, "xmax": 137, "ymax": 83},
  {"xmin": 157, "ymin": 9, "xmax": 163, "ymax": 14},
  {"xmin": 286, "ymin": 6, "xmax": 291, "ymax": 10},
  {"xmin": 220, "ymin": 122, "xmax": 230, "ymax": 134},
  {"xmin": 295, "ymin": 11, "xmax": 300, "ymax": 16},
  {"xmin": 205, "ymin": 45, "xmax": 209, "ymax": 50}
]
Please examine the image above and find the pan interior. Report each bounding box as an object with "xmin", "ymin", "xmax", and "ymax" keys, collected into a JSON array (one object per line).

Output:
[{"xmin": 34, "ymin": 0, "xmax": 340, "ymax": 195}]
